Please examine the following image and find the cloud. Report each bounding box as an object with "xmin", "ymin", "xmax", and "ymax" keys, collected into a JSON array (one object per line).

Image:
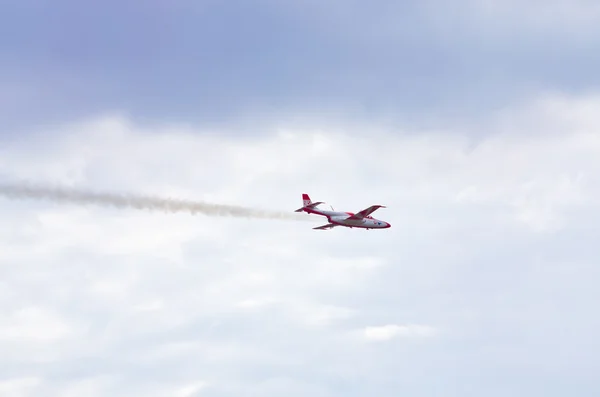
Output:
[
  {"xmin": 458, "ymin": 0, "xmax": 600, "ymax": 33},
  {"xmin": 364, "ymin": 324, "xmax": 437, "ymax": 341},
  {"xmin": 1, "ymin": 92, "xmax": 599, "ymax": 395},
  {"xmin": 173, "ymin": 381, "xmax": 209, "ymax": 397},
  {"xmin": 0, "ymin": 377, "xmax": 41, "ymax": 396}
]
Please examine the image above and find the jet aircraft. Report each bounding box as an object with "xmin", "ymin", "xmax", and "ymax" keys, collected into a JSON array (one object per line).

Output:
[{"xmin": 294, "ymin": 193, "xmax": 391, "ymax": 230}]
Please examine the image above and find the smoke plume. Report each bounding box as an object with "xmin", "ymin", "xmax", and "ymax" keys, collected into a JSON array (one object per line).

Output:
[{"xmin": 0, "ymin": 182, "xmax": 309, "ymax": 221}]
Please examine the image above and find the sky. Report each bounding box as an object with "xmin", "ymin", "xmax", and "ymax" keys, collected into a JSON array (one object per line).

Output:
[{"xmin": 1, "ymin": 1, "xmax": 600, "ymax": 396}]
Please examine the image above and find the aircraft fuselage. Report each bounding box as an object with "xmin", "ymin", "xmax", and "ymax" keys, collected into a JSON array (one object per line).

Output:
[{"xmin": 300, "ymin": 207, "xmax": 391, "ymax": 230}]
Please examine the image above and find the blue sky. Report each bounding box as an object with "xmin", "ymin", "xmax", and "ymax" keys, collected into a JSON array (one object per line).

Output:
[
  {"xmin": 1, "ymin": 1, "xmax": 600, "ymax": 396},
  {"xmin": 3, "ymin": 0, "xmax": 599, "ymax": 131}
]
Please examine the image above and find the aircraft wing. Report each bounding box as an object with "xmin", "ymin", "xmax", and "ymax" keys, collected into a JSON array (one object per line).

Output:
[
  {"xmin": 345, "ymin": 205, "xmax": 386, "ymax": 220},
  {"xmin": 313, "ymin": 223, "xmax": 337, "ymax": 230}
]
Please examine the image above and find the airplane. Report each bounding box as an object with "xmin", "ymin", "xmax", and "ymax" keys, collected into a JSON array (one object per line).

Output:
[{"xmin": 294, "ymin": 193, "xmax": 391, "ymax": 230}]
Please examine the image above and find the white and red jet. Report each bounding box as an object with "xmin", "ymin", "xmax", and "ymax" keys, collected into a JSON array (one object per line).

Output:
[{"xmin": 294, "ymin": 193, "xmax": 391, "ymax": 230}]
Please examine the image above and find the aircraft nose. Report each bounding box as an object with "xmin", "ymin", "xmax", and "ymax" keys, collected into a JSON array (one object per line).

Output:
[{"xmin": 385, "ymin": 222, "xmax": 391, "ymax": 228}]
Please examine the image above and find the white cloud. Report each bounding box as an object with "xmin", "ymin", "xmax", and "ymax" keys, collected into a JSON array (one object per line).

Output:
[
  {"xmin": 364, "ymin": 324, "xmax": 437, "ymax": 341},
  {"xmin": 173, "ymin": 381, "xmax": 209, "ymax": 397},
  {"xmin": 0, "ymin": 306, "xmax": 75, "ymax": 341},
  {"xmin": 0, "ymin": 377, "xmax": 41, "ymax": 397},
  {"xmin": 0, "ymin": 92, "xmax": 599, "ymax": 395},
  {"xmin": 472, "ymin": 0, "xmax": 600, "ymax": 28},
  {"xmin": 419, "ymin": 0, "xmax": 600, "ymax": 40}
]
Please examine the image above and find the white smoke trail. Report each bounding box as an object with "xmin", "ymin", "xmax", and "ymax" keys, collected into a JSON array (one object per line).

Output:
[{"xmin": 0, "ymin": 182, "xmax": 309, "ymax": 221}]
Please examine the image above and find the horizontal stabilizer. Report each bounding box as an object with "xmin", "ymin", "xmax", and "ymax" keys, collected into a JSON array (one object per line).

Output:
[{"xmin": 294, "ymin": 201, "xmax": 324, "ymax": 212}]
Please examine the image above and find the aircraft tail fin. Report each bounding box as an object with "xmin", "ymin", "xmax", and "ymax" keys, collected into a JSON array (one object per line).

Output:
[
  {"xmin": 294, "ymin": 193, "xmax": 323, "ymax": 212},
  {"xmin": 302, "ymin": 193, "xmax": 311, "ymax": 207}
]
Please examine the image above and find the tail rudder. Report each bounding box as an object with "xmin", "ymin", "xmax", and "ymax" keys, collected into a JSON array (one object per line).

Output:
[
  {"xmin": 302, "ymin": 193, "xmax": 312, "ymax": 207},
  {"xmin": 295, "ymin": 193, "xmax": 313, "ymax": 212}
]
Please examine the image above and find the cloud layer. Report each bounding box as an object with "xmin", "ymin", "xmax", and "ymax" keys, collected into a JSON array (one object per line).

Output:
[{"xmin": 1, "ymin": 92, "xmax": 599, "ymax": 396}]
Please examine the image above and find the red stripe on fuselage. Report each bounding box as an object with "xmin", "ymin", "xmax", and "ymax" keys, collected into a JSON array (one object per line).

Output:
[{"xmin": 330, "ymin": 219, "xmax": 389, "ymax": 229}]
